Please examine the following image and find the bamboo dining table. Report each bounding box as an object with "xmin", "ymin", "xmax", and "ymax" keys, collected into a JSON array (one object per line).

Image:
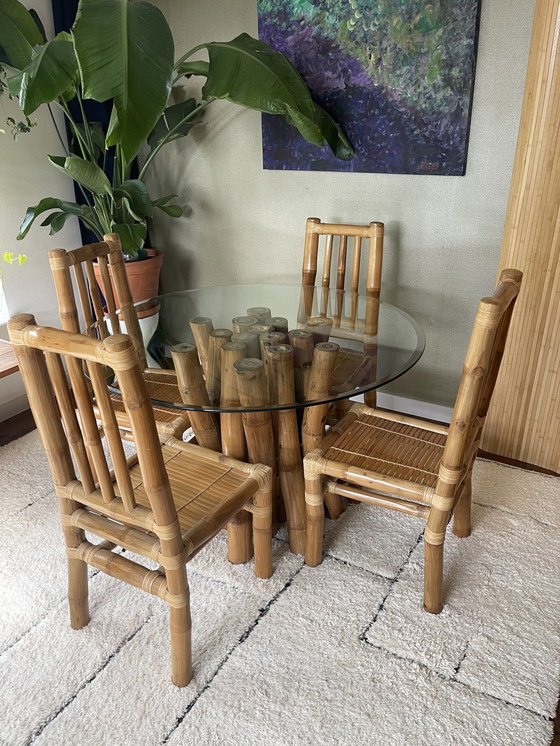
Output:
[{"xmin": 97, "ymin": 283, "xmax": 425, "ymax": 560}]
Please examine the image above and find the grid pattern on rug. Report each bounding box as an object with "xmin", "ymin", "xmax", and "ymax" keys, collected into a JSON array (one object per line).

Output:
[{"xmin": 0, "ymin": 431, "xmax": 558, "ymax": 746}]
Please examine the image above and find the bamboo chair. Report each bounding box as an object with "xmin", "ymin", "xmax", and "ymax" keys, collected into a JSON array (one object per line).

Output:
[
  {"xmin": 304, "ymin": 269, "xmax": 523, "ymax": 614},
  {"xmin": 48, "ymin": 234, "xmax": 189, "ymax": 440},
  {"xmin": 302, "ymin": 217, "xmax": 384, "ymax": 414},
  {"xmin": 7, "ymin": 315, "xmax": 273, "ymax": 686}
]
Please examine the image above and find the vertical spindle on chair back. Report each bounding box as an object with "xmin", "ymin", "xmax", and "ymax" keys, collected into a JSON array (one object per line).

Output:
[
  {"xmin": 7, "ymin": 315, "xmax": 176, "ymax": 528},
  {"xmin": 302, "ymin": 218, "xmax": 384, "ymax": 294},
  {"xmin": 302, "ymin": 218, "xmax": 384, "ymax": 331},
  {"xmin": 48, "ymin": 234, "xmax": 146, "ymax": 367}
]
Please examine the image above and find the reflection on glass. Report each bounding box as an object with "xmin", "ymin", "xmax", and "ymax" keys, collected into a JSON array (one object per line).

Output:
[{"xmin": 91, "ymin": 284, "xmax": 424, "ymax": 413}]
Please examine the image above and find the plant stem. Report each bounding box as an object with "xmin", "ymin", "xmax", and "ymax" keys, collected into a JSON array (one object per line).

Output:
[
  {"xmin": 138, "ymin": 98, "xmax": 214, "ymax": 180},
  {"xmin": 54, "ymin": 100, "xmax": 96, "ymax": 213},
  {"xmin": 174, "ymin": 43, "xmax": 208, "ymax": 70},
  {"xmin": 47, "ymin": 104, "xmax": 70, "ymax": 156},
  {"xmin": 58, "ymin": 100, "xmax": 88, "ymax": 157},
  {"xmin": 75, "ymin": 90, "xmax": 96, "ymax": 162}
]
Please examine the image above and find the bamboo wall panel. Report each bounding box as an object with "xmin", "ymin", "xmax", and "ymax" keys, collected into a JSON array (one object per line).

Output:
[{"xmin": 481, "ymin": 0, "xmax": 560, "ymax": 473}]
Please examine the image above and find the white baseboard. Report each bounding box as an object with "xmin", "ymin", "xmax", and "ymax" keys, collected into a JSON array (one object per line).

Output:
[{"xmin": 352, "ymin": 391, "xmax": 453, "ymax": 425}]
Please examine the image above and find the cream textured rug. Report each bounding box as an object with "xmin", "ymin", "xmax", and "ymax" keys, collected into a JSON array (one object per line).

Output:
[{"xmin": 1, "ymin": 430, "xmax": 559, "ymax": 745}]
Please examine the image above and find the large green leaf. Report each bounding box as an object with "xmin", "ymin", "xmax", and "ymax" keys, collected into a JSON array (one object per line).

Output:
[
  {"xmin": 203, "ymin": 34, "xmax": 315, "ymax": 118},
  {"xmin": 48, "ymin": 155, "xmax": 111, "ymax": 195},
  {"xmin": 73, "ymin": 0, "xmax": 174, "ymax": 164},
  {"xmin": 17, "ymin": 197, "xmax": 86, "ymax": 239},
  {"xmin": 114, "ymin": 179, "xmax": 153, "ymax": 219},
  {"xmin": 0, "ymin": 0, "xmax": 44, "ymax": 71},
  {"xmin": 111, "ymin": 221, "xmax": 146, "ymax": 256},
  {"xmin": 201, "ymin": 34, "xmax": 353, "ymax": 157},
  {"xmin": 16, "ymin": 39, "xmax": 78, "ymax": 115},
  {"xmin": 307, "ymin": 102, "xmax": 354, "ymax": 160},
  {"xmin": 152, "ymin": 195, "xmax": 183, "ymax": 218},
  {"xmin": 147, "ymin": 99, "xmax": 198, "ymax": 149},
  {"xmin": 41, "ymin": 210, "xmax": 83, "ymax": 235}
]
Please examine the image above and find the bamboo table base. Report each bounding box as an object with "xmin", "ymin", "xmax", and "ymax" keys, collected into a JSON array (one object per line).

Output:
[{"xmin": 172, "ymin": 314, "xmax": 345, "ymax": 558}]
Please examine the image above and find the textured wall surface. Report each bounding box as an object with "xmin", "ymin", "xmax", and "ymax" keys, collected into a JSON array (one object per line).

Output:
[
  {"xmin": 0, "ymin": 0, "xmax": 81, "ymax": 417},
  {"xmin": 147, "ymin": 0, "xmax": 536, "ymax": 407}
]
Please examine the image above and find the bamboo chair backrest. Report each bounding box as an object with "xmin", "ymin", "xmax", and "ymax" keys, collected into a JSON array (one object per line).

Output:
[
  {"xmin": 7, "ymin": 315, "xmax": 179, "ymax": 539},
  {"xmin": 48, "ymin": 233, "xmax": 146, "ymax": 367},
  {"xmin": 302, "ymin": 218, "xmax": 384, "ymax": 332},
  {"xmin": 302, "ymin": 218, "xmax": 384, "ymax": 296},
  {"xmin": 436, "ymin": 269, "xmax": 523, "ymax": 499}
]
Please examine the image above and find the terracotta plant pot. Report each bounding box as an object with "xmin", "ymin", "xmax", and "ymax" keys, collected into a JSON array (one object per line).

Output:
[{"xmin": 93, "ymin": 248, "xmax": 163, "ymax": 319}]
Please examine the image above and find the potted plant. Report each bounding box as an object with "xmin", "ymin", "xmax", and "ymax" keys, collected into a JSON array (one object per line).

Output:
[{"xmin": 0, "ymin": 0, "xmax": 353, "ymax": 304}]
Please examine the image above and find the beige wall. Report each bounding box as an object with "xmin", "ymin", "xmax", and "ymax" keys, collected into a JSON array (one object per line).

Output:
[
  {"xmin": 0, "ymin": 0, "xmax": 82, "ymax": 327},
  {"xmin": 0, "ymin": 0, "xmax": 82, "ymax": 417},
  {"xmin": 147, "ymin": 0, "xmax": 536, "ymax": 407},
  {"xmin": 0, "ymin": 1, "xmax": 537, "ymax": 416}
]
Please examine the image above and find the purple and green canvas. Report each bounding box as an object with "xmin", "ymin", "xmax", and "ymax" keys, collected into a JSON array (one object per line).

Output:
[{"xmin": 257, "ymin": 0, "xmax": 481, "ymax": 175}]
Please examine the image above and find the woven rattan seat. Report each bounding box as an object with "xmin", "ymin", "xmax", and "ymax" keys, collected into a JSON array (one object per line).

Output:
[
  {"xmin": 49, "ymin": 234, "xmax": 189, "ymax": 440},
  {"xmin": 8, "ymin": 315, "xmax": 274, "ymax": 686},
  {"xmin": 324, "ymin": 414, "xmax": 446, "ymax": 488},
  {"xmin": 129, "ymin": 445, "xmax": 258, "ymax": 544},
  {"xmin": 109, "ymin": 370, "xmax": 188, "ymax": 432},
  {"xmin": 304, "ymin": 269, "xmax": 523, "ymax": 614}
]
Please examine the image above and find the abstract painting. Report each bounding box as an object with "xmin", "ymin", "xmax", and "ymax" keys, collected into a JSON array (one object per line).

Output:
[{"xmin": 257, "ymin": 0, "xmax": 481, "ymax": 175}]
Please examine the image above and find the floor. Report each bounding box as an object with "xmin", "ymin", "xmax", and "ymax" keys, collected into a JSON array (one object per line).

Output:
[{"xmin": 2, "ymin": 408, "xmax": 559, "ymax": 744}]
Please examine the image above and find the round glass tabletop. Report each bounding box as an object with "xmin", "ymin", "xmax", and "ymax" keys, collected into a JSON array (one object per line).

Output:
[{"xmin": 97, "ymin": 284, "xmax": 425, "ymax": 413}]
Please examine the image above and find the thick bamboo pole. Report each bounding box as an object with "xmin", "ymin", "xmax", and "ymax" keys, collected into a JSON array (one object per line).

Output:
[
  {"xmin": 302, "ymin": 341, "xmax": 342, "ymax": 518},
  {"xmin": 268, "ymin": 344, "xmax": 306, "ymax": 554},
  {"xmin": 247, "ymin": 306, "xmax": 272, "ymax": 324},
  {"xmin": 302, "ymin": 342, "xmax": 340, "ymax": 454},
  {"xmin": 170, "ymin": 343, "xmax": 221, "ymax": 451},
  {"xmin": 232, "ymin": 316, "xmax": 258, "ymax": 334},
  {"xmin": 220, "ymin": 341, "xmax": 251, "ymax": 564},
  {"xmin": 104, "ymin": 233, "xmax": 147, "ymax": 368},
  {"xmin": 270, "ymin": 317, "xmax": 289, "ymax": 333},
  {"xmin": 232, "ymin": 332, "xmax": 260, "ymax": 358},
  {"xmin": 220, "ymin": 342, "xmax": 247, "ymax": 457},
  {"xmin": 189, "ymin": 317, "xmax": 213, "ymax": 376},
  {"xmin": 234, "ymin": 357, "xmax": 279, "ymax": 547},
  {"xmin": 234, "ymin": 360, "xmax": 276, "ymax": 491},
  {"xmin": 305, "ymin": 316, "xmax": 333, "ymax": 345},
  {"xmin": 481, "ymin": 0, "xmax": 560, "ymax": 472},
  {"xmin": 206, "ymin": 329, "xmax": 233, "ymax": 406},
  {"xmin": 260, "ymin": 332, "xmax": 288, "ymax": 407},
  {"xmin": 288, "ymin": 329, "xmax": 315, "ymax": 401}
]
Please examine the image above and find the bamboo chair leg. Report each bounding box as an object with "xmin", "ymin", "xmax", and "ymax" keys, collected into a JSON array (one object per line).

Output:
[
  {"xmin": 169, "ymin": 602, "xmax": 192, "ymax": 687},
  {"xmin": 423, "ymin": 541, "xmax": 444, "ymax": 614},
  {"xmin": 304, "ymin": 463, "xmax": 325, "ymax": 567},
  {"xmin": 453, "ymin": 476, "xmax": 472, "ymax": 538},
  {"xmin": 302, "ymin": 343, "xmax": 342, "ymax": 520},
  {"xmin": 251, "ymin": 481, "xmax": 274, "ymax": 579},
  {"xmin": 227, "ymin": 513, "xmax": 253, "ymax": 565},
  {"xmin": 67, "ymin": 556, "xmax": 90, "ymax": 629}
]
